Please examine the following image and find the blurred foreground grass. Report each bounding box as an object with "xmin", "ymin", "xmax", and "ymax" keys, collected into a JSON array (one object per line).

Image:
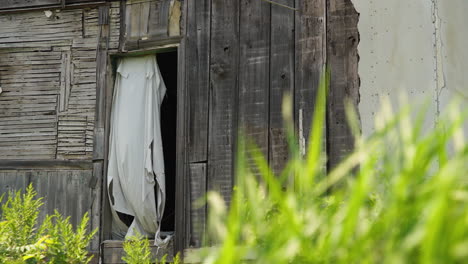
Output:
[{"xmin": 199, "ymin": 73, "xmax": 468, "ymax": 264}]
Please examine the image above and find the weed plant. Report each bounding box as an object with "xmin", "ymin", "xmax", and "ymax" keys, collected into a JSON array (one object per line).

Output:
[
  {"xmin": 199, "ymin": 73, "xmax": 468, "ymax": 263},
  {"xmin": 0, "ymin": 185, "xmax": 96, "ymax": 264},
  {"xmin": 122, "ymin": 234, "xmax": 180, "ymax": 264}
]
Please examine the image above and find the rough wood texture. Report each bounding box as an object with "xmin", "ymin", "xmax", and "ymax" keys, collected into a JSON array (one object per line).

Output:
[
  {"xmin": 0, "ymin": 2, "xmax": 121, "ymax": 255},
  {"xmin": 0, "ymin": 160, "xmax": 92, "ymax": 170},
  {"xmin": 238, "ymin": 0, "xmax": 271, "ymax": 164},
  {"xmin": 0, "ymin": 169, "xmax": 94, "ymax": 236},
  {"xmin": 0, "ymin": 4, "xmax": 120, "ymax": 160},
  {"xmin": 188, "ymin": 163, "xmax": 206, "ymax": 248},
  {"xmin": 174, "ymin": 0, "xmax": 187, "ymax": 253},
  {"xmin": 208, "ymin": 0, "xmax": 239, "ymax": 209},
  {"xmin": 186, "ymin": 0, "xmax": 210, "ymax": 163},
  {"xmin": 0, "ymin": 0, "xmax": 60, "ymax": 10},
  {"xmin": 185, "ymin": 0, "xmax": 210, "ymax": 249},
  {"xmin": 269, "ymin": 0, "xmax": 295, "ymax": 175},
  {"xmin": 122, "ymin": 0, "xmax": 181, "ymax": 51},
  {"xmin": 295, "ymin": 0, "xmax": 327, "ymax": 159},
  {"xmin": 326, "ymin": 0, "xmax": 359, "ymax": 169}
]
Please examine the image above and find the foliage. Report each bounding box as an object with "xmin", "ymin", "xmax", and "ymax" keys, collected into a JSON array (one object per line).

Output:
[
  {"xmin": 0, "ymin": 185, "xmax": 96, "ymax": 264},
  {"xmin": 122, "ymin": 234, "xmax": 181, "ymax": 264},
  {"xmin": 199, "ymin": 72, "xmax": 468, "ymax": 263},
  {"xmin": 122, "ymin": 234, "xmax": 152, "ymax": 264}
]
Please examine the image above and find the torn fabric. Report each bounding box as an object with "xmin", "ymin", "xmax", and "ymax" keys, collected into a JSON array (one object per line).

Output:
[{"xmin": 107, "ymin": 55, "xmax": 170, "ymax": 246}]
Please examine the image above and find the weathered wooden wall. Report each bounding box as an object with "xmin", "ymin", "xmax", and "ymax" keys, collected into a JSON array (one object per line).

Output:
[
  {"xmin": 182, "ymin": 0, "xmax": 359, "ymax": 250},
  {"xmin": 0, "ymin": 2, "xmax": 121, "ymax": 253},
  {"xmin": 0, "ymin": 0, "xmax": 359, "ymax": 257}
]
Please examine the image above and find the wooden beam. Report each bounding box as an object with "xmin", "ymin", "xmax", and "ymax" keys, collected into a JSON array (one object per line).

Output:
[
  {"xmin": 0, "ymin": 160, "xmax": 93, "ymax": 170},
  {"xmin": 0, "ymin": 1, "xmax": 107, "ymax": 14},
  {"xmin": 326, "ymin": 0, "xmax": 359, "ymax": 169},
  {"xmin": 174, "ymin": 0, "xmax": 188, "ymax": 254}
]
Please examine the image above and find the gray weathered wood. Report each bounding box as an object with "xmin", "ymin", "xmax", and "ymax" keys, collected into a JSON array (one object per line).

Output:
[
  {"xmin": 175, "ymin": 0, "xmax": 187, "ymax": 253},
  {"xmin": 0, "ymin": 160, "xmax": 93, "ymax": 170},
  {"xmin": 186, "ymin": 0, "xmax": 210, "ymax": 163},
  {"xmin": 294, "ymin": 0, "xmax": 326, "ymax": 159},
  {"xmin": 238, "ymin": 0, "xmax": 271, "ymax": 167},
  {"xmin": 188, "ymin": 163, "xmax": 206, "ymax": 248},
  {"xmin": 147, "ymin": 0, "xmax": 171, "ymax": 38},
  {"xmin": 269, "ymin": 0, "xmax": 295, "ymax": 175},
  {"xmin": 326, "ymin": 0, "xmax": 359, "ymax": 169},
  {"xmin": 208, "ymin": 0, "xmax": 239, "ymax": 210},
  {"xmin": 0, "ymin": 0, "xmax": 60, "ymax": 10}
]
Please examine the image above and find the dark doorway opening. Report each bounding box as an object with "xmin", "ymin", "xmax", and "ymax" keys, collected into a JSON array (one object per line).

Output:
[
  {"xmin": 158, "ymin": 51, "xmax": 177, "ymax": 232},
  {"xmin": 109, "ymin": 49, "xmax": 178, "ymax": 237}
]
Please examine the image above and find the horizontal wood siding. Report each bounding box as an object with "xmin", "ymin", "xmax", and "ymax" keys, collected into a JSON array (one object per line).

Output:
[
  {"xmin": 0, "ymin": 4, "xmax": 120, "ymax": 160},
  {"xmin": 0, "ymin": 2, "xmax": 121, "ymax": 253},
  {"xmin": 0, "ymin": 0, "xmax": 61, "ymax": 10}
]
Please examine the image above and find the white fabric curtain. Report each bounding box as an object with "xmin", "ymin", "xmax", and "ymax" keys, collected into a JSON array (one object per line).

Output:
[{"xmin": 107, "ymin": 55, "xmax": 170, "ymax": 246}]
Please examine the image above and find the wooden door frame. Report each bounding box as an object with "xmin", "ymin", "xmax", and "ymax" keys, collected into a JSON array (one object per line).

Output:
[{"xmin": 99, "ymin": 38, "xmax": 188, "ymax": 256}]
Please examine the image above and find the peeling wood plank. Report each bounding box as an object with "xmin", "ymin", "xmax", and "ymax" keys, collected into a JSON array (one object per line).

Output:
[
  {"xmin": 326, "ymin": 0, "xmax": 359, "ymax": 169},
  {"xmin": 294, "ymin": 0, "xmax": 326, "ymax": 160},
  {"xmin": 168, "ymin": 0, "xmax": 181, "ymax": 37}
]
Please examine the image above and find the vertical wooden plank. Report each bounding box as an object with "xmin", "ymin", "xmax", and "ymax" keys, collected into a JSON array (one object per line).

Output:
[
  {"xmin": 175, "ymin": 0, "xmax": 188, "ymax": 254},
  {"xmin": 0, "ymin": 171, "xmax": 5, "ymax": 200},
  {"xmin": 46, "ymin": 171, "xmax": 57, "ymax": 216},
  {"xmin": 94, "ymin": 5, "xmax": 111, "ymax": 253},
  {"xmin": 126, "ymin": 1, "xmax": 141, "ymax": 40},
  {"xmin": 55, "ymin": 171, "xmax": 67, "ymax": 217},
  {"xmin": 295, "ymin": 0, "xmax": 326, "ymax": 158},
  {"xmin": 59, "ymin": 50, "xmax": 72, "ymax": 112},
  {"xmin": 208, "ymin": 0, "xmax": 240, "ymax": 207},
  {"xmin": 188, "ymin": 163, "xmax": 207, "ymax": 248},
  {"xmin": 186, "ymin": 0, "xmax": 211, "ymax": 163},
  {"xmin": 238, "ymin": 0, "xmax": 271, "ymax": 161},
  {"xmin": 66, "ymin": 171, "xmax": 78, "ymax": 227},
  {"xmin": 168, "ymin": 0, "xmax": 182, "ymax": 37},
  {"xmin": 326, "ymin": 0, "xmax": 359, "ymax": 169},
  {"xmin": 269, "ymin": 0, "xmax": 295, "ymax": 175},
  {"xmin": 93, "ymin": 161, "xmax": 106, "ymax": 250},
  {"xmin": 31, "ymin": 171, "xmax": 49, "ymax": 224},
  {"xmin": 147, "ymin": 0, "xmax": 171, "ymax": 38},
  {"xmin": 139, "ymin": 1, "xmax": 151, "ymax": 39}
]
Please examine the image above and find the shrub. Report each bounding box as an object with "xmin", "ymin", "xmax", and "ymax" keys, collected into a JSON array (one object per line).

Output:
[
  {"xmin": 122, "ymin": 234, "xmax": 180, "ymax": 264},
  {"xmin": 199, "ymin": 73, "xmax": 468, "ymax": 263},
  {"xmin": 0, "ymin": 185, "xmax": 96, "ymax": 264}
]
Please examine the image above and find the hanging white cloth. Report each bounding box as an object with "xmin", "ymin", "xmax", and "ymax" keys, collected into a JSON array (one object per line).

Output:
[{"xmin": 107, "ymin": 55, "xmax": 170, "ymax": 246}]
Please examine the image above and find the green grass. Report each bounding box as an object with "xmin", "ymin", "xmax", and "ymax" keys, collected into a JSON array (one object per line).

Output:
[
  {"xmin": 199, "ymin": 73, "xmax": 468, "ymax": 264},
  {"xmin": 0, "ymin": 185, "xmax": 96, "ymax": 264}
]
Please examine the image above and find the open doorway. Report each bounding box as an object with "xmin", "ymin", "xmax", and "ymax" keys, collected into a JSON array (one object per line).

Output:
[
  {"xmin": 107, "ymin": 49, "xmax": 178, "ymax": 239},
  {"xmin": 158, "ymin": 51, "xmax": 177, "ymax": 233}
]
